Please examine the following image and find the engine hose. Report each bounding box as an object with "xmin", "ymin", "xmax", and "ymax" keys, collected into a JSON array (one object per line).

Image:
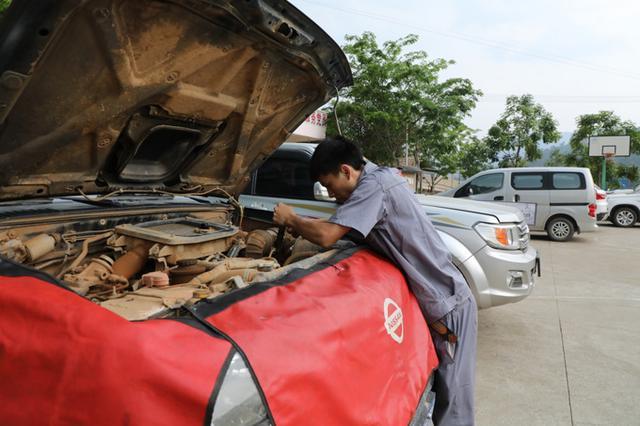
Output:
[
  {"xmin": 210, "ymin": 268, "xmax": 257, "ymax": 283},
  {"xmin": 56, "ymin": 231, "xmax": 113, "ymax": 278},
  {"xmin": 187, "ymin": 258, "xmax": 279, "ymax": 286},
  {"xmin": 245, "ymin": 228, "xmax": 278, "ymax": 258},
  {"xmin": 112, "ymin": 244, "xmax": 150, "ymax": 279},
  {"xmin": 283, "ymin": 250, "xmax": 318, "ymax": 266}
]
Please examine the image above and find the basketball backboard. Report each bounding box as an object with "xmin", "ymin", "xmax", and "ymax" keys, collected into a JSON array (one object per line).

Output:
[{"xmin": 588, "ymin": 135, "xmax": 631, "ymax": 157}]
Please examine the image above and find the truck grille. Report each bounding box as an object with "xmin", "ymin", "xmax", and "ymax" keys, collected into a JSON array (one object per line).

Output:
[{"xmin": 517, "ymin": 222, "xmax": 530, "ymax": 250}]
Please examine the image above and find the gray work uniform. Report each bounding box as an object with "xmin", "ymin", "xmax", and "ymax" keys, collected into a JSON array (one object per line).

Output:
[{"xmin": 328, "ymin": 162, "xmax": 478, "ymax": 426}]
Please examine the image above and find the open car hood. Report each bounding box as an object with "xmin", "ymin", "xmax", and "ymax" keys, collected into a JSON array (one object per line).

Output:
[{"xmin": 0, "ymin": 0, "xmax": 351, "ymax": 200}]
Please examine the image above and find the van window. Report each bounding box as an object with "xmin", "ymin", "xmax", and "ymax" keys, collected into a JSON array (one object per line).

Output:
[
  {"xmin": 552, "ymin": 172, "xmax": 585, "ymax": 189},
  {"xmin": 468, "ymin": 173, "xmax": 504, "ymax": 194},
  {"xmin": 512, "ymin": 173, "xmax": 544, "ymax": 190}
]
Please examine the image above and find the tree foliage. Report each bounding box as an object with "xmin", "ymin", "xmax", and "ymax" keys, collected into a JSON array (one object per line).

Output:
[
  {"xmin": 0, "ymin": 0, "xmax": 11, "ymax": 16},
  {"xmin": 455, "ymin": 129, "xmax": 494, "ymax": 178},
  {"xmin": 612, "ymin": 163, "xmax": 639, "ymax": 185},
  {"xmin": 327, "ymin": 32, "xmax": 481, "ymax": 190},
  {"xmin": 544, "ymin": 148, "xmax": 567, "ymax": 167},
  {"xmin": 547, "ymin": 111, "xmax": 640, "ymax": 187},
  {"xmin": 485, "ymin": 94, "xmax": 560, "ymax": 167}
]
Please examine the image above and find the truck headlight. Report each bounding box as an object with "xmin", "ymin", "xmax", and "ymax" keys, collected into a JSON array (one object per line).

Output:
[
  {"xmin": 473, "ymin": 223, "xmax": 520, "ymax": 250},
  {"xmin": 210, "ymin": 351, "xmax": 271, "ymax": 426}
]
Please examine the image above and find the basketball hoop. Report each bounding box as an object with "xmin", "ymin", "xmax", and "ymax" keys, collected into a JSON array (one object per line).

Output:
[{"xmin": 589, "ymin": 137, "xmax": 629, "ymax": 191}]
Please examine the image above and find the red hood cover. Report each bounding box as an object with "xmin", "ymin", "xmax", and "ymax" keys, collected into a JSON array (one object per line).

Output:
[
  {"xmin": 0, "ymin": 264, "xmax": 231, "ymax": 425},
  {"xmin": 0, "ymin": 248, "xmax": 438, "ymax": 425},
  {"xmin": 197, "ymin": 249, "xmax": 438, "ymax": 425}
]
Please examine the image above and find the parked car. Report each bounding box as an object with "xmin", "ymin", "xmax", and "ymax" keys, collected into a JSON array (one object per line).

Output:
[
  {"xmin": 240, "ymin": 143, "xmax": 540, "ymax": 310},
  {"xmin": 595, "ymin": 185, "xmax": 609, "ymax": 221},
  {"xmin": 605, "ymin": 186, "xmax": 640, "ymax": 227},
  {"xmin": 439, "ymin": 167, "xmax": 598, "ymax": 242},
  {"xmin": 608, "ymin": 184, "xmax": 640, "ymax": 195},
  {"xmin": 0, "ymin": 1, "xmax": 438, "ymax": 424}
]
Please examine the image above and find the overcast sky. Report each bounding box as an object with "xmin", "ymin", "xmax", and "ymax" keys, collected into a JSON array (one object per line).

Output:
[{"xmin": 290, "ymin": 0, "xmax": 640, "ymax": 135}]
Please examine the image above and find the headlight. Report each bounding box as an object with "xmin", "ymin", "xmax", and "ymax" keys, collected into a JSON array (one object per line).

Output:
[
  {"xmin": 409, "ymin": 373, "xmax": 436, "ymax": 425},
  {"xmin": 210, "ymin": 351, "xmax": 272, "ymax": 426},
  {"xmin": 473, "ymin": 223, "xmax": 520, "ymax": 250}
]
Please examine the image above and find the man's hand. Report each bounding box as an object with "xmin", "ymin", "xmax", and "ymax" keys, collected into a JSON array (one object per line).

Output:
[
  {"xmin": 286, "ymin": 226, "xmax": 300, "ymax": 238},
  {"xmin": 273, "ymin": 203, "xmax": 296, "ymax": 227},
  {"xmin": 272, "ymin": 203, "xmax": 350, "ymax": 248}
]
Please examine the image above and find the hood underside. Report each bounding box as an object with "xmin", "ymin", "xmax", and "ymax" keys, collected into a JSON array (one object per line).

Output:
[{"xmin": 0, "ymin": 0, "xmax": 351, "ymax": 200}]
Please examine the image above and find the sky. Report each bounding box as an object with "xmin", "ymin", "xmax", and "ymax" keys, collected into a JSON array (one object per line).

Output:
[{"xmin": 290, "ymin": 0, "xmax": 640, "ymax": 135}]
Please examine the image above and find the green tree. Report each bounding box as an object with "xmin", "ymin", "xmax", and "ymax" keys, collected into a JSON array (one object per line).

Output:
[
  {"xmin": 610, "ymin": 163, "xmax": 639, "ymax": 188},
  {"xmin": 545, "ymin": 148, "xmax": 568, "ymax": 167},
  {"xmin": 419, "ymin": 123, "xmax": 466, "ymax": 191},
  {"xmin": 327, "ymin": 32, "xmax": 481, "ymax": 189},
  {"xmin": 485, "ymin": 94, "xmax": 561, "ymax": 167},
  {"xmin": 456, "ymin": 130, "xmax": 494, "ymax": 178},
  {"xmin": 568, "ymin": 111, "xmax": 640, "ymax": 164},
  {"xmin": 0, "ymin": 0, "xmax": 11, "ymax": 16}
]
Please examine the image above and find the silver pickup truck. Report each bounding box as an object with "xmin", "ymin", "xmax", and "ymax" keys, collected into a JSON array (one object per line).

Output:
[{"xmin": 240, "ymin": 143, "xmax": 540, "ymax": 309}]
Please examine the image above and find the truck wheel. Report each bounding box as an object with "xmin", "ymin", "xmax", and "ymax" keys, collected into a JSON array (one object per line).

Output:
[
  {"xmin": 546, "ymin": 217, "xmax": 575, "ymax": 242},
  {"xmin": 611, "ymin": 207, "xmax": 638, "ymax": 227}
]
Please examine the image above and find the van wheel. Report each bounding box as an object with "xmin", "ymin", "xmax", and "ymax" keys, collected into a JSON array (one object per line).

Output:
[
  {"xmin": 611, "ymin": 207, "xmax": 638, "ymax": 227},
  {"xmin": 546, "ymin": 217, "xmax": 575, "ymax": 241}
]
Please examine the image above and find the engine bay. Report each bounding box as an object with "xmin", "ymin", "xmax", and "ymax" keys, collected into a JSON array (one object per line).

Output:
[{"xmin": 0, "ymin": 204, "xmax": 327, "ymax": 320}]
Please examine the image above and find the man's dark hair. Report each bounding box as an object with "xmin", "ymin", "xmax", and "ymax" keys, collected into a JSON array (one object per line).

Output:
[{"xmin": 310, "ymin": 136, "xmax": 366, "ymax": 181}]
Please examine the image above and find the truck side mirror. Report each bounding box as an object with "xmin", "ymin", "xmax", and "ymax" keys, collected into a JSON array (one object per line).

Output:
[
  {"xmin": 454, "ymin": 184, "xmax": 470, "ymax": 198},
  {"xmin": 313, "ymin": 181, "xmax": 335, "ymax": 201}
]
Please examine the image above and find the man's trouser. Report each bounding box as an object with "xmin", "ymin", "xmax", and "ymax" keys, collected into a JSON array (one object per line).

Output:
[{"xmin": 429, "ymin": 296, "xmax": 478, "ymax": 426}]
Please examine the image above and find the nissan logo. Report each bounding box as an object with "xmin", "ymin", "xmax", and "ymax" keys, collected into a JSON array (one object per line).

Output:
[{"xmin": 384, "ymin": 298, "xmax": 404, "ymax": 344}]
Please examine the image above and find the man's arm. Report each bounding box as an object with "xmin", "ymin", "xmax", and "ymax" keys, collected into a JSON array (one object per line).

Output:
[{"xmin": 273, "ymin": 203, "xmax": 350, "ymax": 248}]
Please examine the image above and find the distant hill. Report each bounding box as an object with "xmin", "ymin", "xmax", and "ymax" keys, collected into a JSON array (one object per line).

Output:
[{"xmin": 527, "ymin": 132, "xmax": 572, "ymax": 166}]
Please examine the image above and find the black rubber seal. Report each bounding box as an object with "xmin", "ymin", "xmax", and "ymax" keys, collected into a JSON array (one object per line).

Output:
[{"xmin": 203, "ymin": 346, "xmax": 236, "ymax": 426}]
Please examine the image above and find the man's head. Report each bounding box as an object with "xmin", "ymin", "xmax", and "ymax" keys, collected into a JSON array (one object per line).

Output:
[{"xmin": 310, "ymin": 136, "xmax": 366, "ymax": 203}]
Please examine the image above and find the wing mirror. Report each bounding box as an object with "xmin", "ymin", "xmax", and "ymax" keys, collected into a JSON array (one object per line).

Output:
[
  {"xmin": 313, "ymin": 181, "xmax": 335, "ymax": 201},
  {"xmin": 454, "ymin": 184, "xmax": 471, "ymax": 198}
]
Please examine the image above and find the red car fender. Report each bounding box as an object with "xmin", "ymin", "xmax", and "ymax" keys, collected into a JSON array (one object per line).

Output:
[
  {"xmin": 198, "ymin": 248, "xmax": 439, "ymax": 425},
  {"xmin": 0, "ymin": 263, "xmax": 231, "ymax": 426}
]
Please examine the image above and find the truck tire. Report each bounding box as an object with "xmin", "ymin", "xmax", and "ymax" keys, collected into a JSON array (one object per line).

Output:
[{"xmin": 546, "ymin": 217, "xmax": 575, "ymax": 242}]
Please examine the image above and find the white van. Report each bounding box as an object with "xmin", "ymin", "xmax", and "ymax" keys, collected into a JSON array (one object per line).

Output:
[{"xmin": 440, "ymin": 167, "xmax": 598, "ymax": 241}]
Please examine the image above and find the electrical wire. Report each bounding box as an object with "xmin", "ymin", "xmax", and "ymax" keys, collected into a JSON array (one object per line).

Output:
[{"xmin": 296, "ymin": 0, "xmax": 640, "ymax": 82}]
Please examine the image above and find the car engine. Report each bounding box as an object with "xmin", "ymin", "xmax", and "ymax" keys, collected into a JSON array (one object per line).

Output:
[{"xmin": 0, "ymin": 207, "xmax": 325, "ymax": 321}]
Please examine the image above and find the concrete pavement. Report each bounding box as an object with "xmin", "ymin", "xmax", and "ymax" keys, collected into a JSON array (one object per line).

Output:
[{"xmin": 476, "ymin": 224, "xmax": 640, "ymax": 426}]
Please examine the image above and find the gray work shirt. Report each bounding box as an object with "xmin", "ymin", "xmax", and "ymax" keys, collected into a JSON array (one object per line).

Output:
[{"xmin": 329, "ymin": 162, "xmax": 472, "ymax": 323}]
